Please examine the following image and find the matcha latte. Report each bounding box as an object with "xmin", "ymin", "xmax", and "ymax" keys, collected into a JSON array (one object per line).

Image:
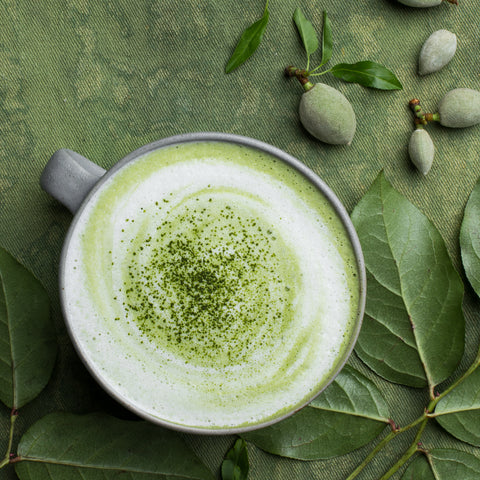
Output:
[{"xmin": 63, "ymin": 141, "xmax": 361, "ymax": 431}]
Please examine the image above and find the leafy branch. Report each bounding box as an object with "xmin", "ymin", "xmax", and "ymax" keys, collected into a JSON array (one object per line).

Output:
[
  {"xmin": 224, "ymin": 5, "xmax": 402, "ymax": 92},
  {"xmin": 344, "ymin": 413, "xmax": 427, "ymax": 480},
  {"xmin": 287, "ymin": 9, "xmax": 402, "ymax": 90},
  {"xmin": 345, "ymin": 352, "xmax": 480, "ymax": 480},
  {"xmin": 241, "ymin": 172, "xmax": 480, "ymax": 479},
  {"xmin": 342, "ymin": 172, "xmax": 480, "ymax": 477}
]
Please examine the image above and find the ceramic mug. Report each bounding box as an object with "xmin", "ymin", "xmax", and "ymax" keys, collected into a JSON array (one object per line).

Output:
[{"xmin": 41, "ymin": 132, "xmax": 366, "ymax": 434}]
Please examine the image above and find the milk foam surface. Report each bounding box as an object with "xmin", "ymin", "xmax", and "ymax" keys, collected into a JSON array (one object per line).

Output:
[{"xmin": 63, "ymin": 141, "xmax": 359, "ymax": 430}]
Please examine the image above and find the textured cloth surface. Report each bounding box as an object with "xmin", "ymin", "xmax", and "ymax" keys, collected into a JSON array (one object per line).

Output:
[{"xmin": 1, "ymin": 1, "xmax": 479, "ymax": 479}]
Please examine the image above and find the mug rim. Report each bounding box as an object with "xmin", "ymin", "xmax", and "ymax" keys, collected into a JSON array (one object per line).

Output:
[{"xmin": 59, "ymin": 132, "xmax": 366, "ymax": 435}]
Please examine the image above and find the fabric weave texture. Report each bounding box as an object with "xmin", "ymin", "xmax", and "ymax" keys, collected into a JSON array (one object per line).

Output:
[{"xmin": 0, "ymin": 1, "xmax": 479, "ymax": 478}]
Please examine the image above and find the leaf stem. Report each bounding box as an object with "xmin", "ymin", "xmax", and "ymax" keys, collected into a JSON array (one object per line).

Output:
[
  {"xmin": 307, "ymin": 63, "xmax": 325, "ymax": 75},
  {"xmin": 426, "ymin": 112, "xmax": 440, "ymax": 122},
  {"xmin": 0, "ymin": 409, "xmax": 18, "ymax": 469},
  {"xmin": 308, "ymin": 68, "xmax": 332, "ymax": 77},
  {"xmin": 429, "ymin": 384, "xmax": 436, "ymax": 402},
  {"xmin": 378, "ymin": 417, "xmax": 429, "ymax": 480},
  {"xmin": 345, "ymin": 414, "xmax": 427, "ymax": 480},
  {"xmin": 378, "ymin": 447, "xmax": 419, "ymax": 480},
  {"xmin": 345, "ymin": 430, "xmax": 397, "ymax": 480}
]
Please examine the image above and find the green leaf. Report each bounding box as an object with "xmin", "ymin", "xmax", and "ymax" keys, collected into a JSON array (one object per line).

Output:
[
  {"xmin": 241, "ymin": 365, "xmax": 390, "ymax": 460},
  {"xmin": 401, "ymin": 455, "xmax": 435, "ymax": 479},
  {"xmin": 402, "ymin": 449, "xmax": 480, "ymax": 479},
  {"xmin": 402, "ymin": 455, "xmax": 435, "ymax": 479},
  {"xmin": 434, "ymin": 366, "xmax": 480, "ymax": 446},
  {"xmin": 460, "ymin": 176, "xmax": 480, "ymax": 297},
  {"xmin": 432, "ymin": 449, "xmax": 480, "ymax": 479},
  {"xmin": 330, "ymin": 61, "xmax": 403, "ymax": 90},
  {"xmin": 351, "ymin": 172, "xmax": 464, "ymax": 388},
  {"xmin": 293, "ymin": 8, "xmax": 318, "ymax": 59},
  {"xmin": 222, "ymin": 439, "xmax": 249, "ymax": 480},
  {"xmin": 225, "ymin": 4, "xmax": 269, "ymax": 74},
  {"xmin": 0, "ymin": 247, "xmax": 56, "ymax": 409},
  {"xmin": 15, "ymin": 412, "xmax": 214, "ymax": 479},
  {"xmin": 319, "ymin": 11, "xmax": 333, "ymax": 67}
]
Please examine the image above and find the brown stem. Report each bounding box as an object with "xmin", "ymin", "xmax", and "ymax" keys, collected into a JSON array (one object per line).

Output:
[
  {"xmin": 388, "ymin": 418, "xmax": 398, "ymax": 431},
  {"xmin": 409, "ymin": 99, "xmax": 427, "ymax": 126},
  {"xmin": 284, "ymin": 66, "xmax": 307, "ymax": 78},
  {"xmin": 285, "ymin": 66, "xmax": 314, "ymax": 91},
  {"xmin": 425, "ymin": 113, "xmax": 440, "ymax": 122}
]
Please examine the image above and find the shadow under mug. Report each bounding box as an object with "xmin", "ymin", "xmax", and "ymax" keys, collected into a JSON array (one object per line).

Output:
[{"xmin": 40, "ymin": 132, "xmax": 366, "ymax": 435}]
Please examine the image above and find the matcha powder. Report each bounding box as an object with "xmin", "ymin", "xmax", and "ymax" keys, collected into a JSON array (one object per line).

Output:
[{"xmin": 122, "ymin": 194, "xmax": 299, "ymax": 368}]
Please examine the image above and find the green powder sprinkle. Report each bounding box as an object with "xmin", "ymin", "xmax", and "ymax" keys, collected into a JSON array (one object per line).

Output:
[{"xmin": 121, "ymin": 196, "xmax": 298, "ymax": 368}]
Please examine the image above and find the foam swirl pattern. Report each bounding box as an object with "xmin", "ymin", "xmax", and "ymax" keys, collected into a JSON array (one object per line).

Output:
[{"xmin": 63, "ymin": 142, "xmax": 359, "ymax": 430}]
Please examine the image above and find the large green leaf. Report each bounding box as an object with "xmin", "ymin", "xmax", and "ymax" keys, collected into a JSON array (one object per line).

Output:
[
  {"xmin": 401, "ymin": 455, "xmax": 435, "ymax": 479},
  {"xmin": 0, "ymin": 247, "xmax": 56, "ymax": 409},
  {"xmin": 460, "ymin": 176, "xmax": 480, "ymax": 297},
  {"xmin": 242, "ymin": 365, "xmax": 390, "ymax": 460},
  {"xmin": 402, "ymin": 449, "xmax": 480, "ymax": 479},
  {"xmin": 15, "ymin": 412, "xmax": 214, "ymax": 479},
  {"xmin": 434, "ymin": 365, "xmax": 480, "ymax": 446},
  {"xmin": 434, "ymin": 449, "xmax": 480, "ymax": 478},
  {"xmin": 351, "ymin": 172, "xmax": 464, "ymax": 388}
]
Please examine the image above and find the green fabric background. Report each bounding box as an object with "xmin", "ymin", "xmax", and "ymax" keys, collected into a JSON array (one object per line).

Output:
[{"xmin": 1, "ymin": 0, "xmax": 479, "ymax": 478}]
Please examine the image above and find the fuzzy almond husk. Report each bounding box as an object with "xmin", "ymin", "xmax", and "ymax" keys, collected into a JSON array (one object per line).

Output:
[
  {"xmin": 438, "ymin": 88, "xmax": 480, "ymax": 128},
  {"xmin": 299, "ymin": 83, "xmax": 356, "ymax": 145},
  {"xmin": 419, "ymin": 30, "xmax": 457, "ymax": 75},
  {"xmin": 397, "ymin": 0, "xmax": 442, "ymax": 7},
  {"xmin": 409, "ymin": 129, "xmax": 434, "ymax": 175}
]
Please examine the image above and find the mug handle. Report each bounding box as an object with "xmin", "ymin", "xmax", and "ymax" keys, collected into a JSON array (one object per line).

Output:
[{"xmin": 40, "ymin": 149, "xmax": 106, "ymax": 214}]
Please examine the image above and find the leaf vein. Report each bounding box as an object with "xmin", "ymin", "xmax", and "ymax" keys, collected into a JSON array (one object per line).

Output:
[
  {"xmin": 21, "ymin": 456, "xmax": 196, "ymax": 477},
  {"xmin": 0, "ymin": 274, "xmax": 15, "ymax": 407}
]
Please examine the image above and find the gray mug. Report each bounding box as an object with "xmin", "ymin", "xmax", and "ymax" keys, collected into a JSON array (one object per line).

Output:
[{"xmin": 41, "ymin": 132, "xmax": 366, "ymax": 434}]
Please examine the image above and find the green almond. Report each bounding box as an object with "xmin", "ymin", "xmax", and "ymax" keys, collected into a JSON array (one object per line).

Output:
[
  {"xmin": 408, "ymin": 129, "xmax": 434, "ymax": 175},
  {"xmin": 299, "ymin": 83, "xmax": 356, "ymax": 145},
  {"xmin": 438, "ymin": 88, "xmax": 480, "ymax": 128},
  {"xmin": 419, "ymin": 30, "xmax": 457, "ymax": 75},
  {"xmin": 397, "ymin": 0, "xmax": 445, "ymax": 7}
]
